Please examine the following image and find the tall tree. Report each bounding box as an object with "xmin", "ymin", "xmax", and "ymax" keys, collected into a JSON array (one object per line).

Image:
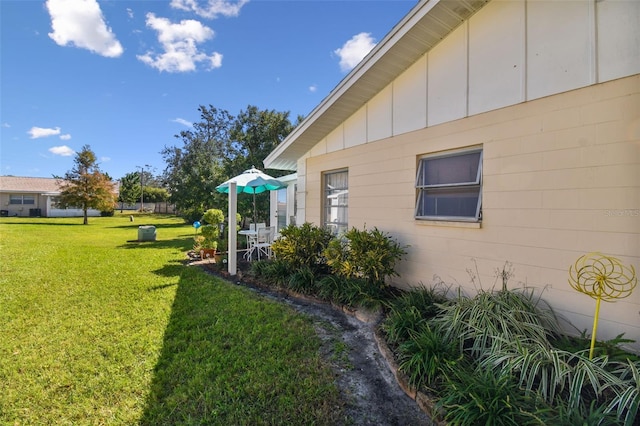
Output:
[
  {"xmin": 56, "ymin": 145, "xmax": 117, "ymax": 224},
  {"xmin": 226, "ymin": 105, "xmax": 294, "ymax": 174},
  {"xmin": 161, "ymin": 105, "xmax": 233, "ymax": 221},
  {"xmin": 225, "ymin": 106, "xmax": 295, "ymax": 224},
  {"xmin": 161, "ymin": 104, "xmax": 295, "ymax": 223}
]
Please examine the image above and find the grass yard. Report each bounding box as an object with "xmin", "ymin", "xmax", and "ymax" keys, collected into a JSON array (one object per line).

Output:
[{"xmin": 0, "ymin": 214, "xmax": 343, "ymax": 425}]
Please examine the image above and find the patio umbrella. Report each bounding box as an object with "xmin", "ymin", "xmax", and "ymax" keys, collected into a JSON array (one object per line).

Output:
[{"xmin": 216, "ymin": 166, "xmax": 286, "ymax": 228}]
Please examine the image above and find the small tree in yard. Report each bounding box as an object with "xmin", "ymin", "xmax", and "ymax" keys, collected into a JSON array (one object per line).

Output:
[
  {"xmin": 56, "ymin": 145, "xmax": 117, "ymax": 225},
  {"xmin": 118, "ymin": 172, "xmax": 140, "ymax": 212}
]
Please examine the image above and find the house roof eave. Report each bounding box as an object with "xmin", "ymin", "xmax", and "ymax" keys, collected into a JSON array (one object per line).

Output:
[{"xmin": 264, "ymin": 0, "xmax": 489, "ymax": 171}]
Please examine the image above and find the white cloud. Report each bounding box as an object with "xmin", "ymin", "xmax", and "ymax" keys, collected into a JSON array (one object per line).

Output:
[
  {"xmin": 60, "ymin": 134, "xmax": 72, "ymax": 140},
  {"xmin": 126, "ymin": 8, "xmax": 134, "ymax": 19},
  {"xmin": 100, "ymin": 156, "xmax": 111, "ymax": 162},
  {"xmin": 309, "ymin": 84, "xmax": 317, "ymax": 93},
  {"xmin": 334, "ymin": 32, "xmax": 377, "ymax": 72},
  {"xmin": 49, "ymin": 145, "xmax": 75, "ymax": 156},
  {"xmin": 170, "ymin": 0, "xmax": 248, "ymax": 19},
  {"xmin": 2, "ymin": 123, "xmax": 10, "ymax": 128},
  {"xmin": 137, "ymin": 13, "xmax": 222, "ymax": 73},
  {"xmin": 172, "ymin": 118, "xmax": 193, "ymax": 127},
  {"xmin": 46, "ymin": 0, "xmax": 123, "ymax": 58},
  {"xmin": 28, "ymin": 126, "xmax": 61, "ymax": 139}
]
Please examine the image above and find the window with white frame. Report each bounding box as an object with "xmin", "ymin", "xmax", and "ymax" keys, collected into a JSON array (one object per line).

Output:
[
  {"xmin": 415, "ymin": 147, "xmax": 482, "ymax": 221},
  {"xmin": 9, "ymin": 194, "xmax": 35, "ymax": 205},
  {"xmin": 323, "ymin": 169, "xmax": 348, "ymax": 235}
]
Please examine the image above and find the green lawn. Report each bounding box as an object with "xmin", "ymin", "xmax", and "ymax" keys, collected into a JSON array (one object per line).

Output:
[{"xmin": 0, "ymin": 214, "xmax": 343, "ymax": 425}]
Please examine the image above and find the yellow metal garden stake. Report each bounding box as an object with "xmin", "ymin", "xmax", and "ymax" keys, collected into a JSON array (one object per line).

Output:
[{"xmin": 568, "ymin": 252, "xmax": 636, "ymax": 359}]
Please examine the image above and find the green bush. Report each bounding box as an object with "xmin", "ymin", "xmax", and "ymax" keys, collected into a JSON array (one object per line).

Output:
[
  {"xmin": 382, "ymin": 285, "xmax": 449, "ymax": 346},
  {"xmin": 324, "ymin": 226, "xmax": 406, "ymax": 288},
  {"xmin": 287, "ymin": 266, "xmax": 317, "ymax": 294},
  {"xmin": 398, "ymin": 324, "xmax": 460, "ymax": 391},
  {"xmin": 421, "ymin": 276, "xmax": 639, "ymax": 426},
  {"xmin": 314, "ymin": 275, "xmax": 385, "ymax": 309},
  {"xmin": 202, "ymin": 208, "xmax": 224, "ymax": 225},
  {"xmin": 249, "ymin": 259, "xmax": 291, "ymax": 288},
  {"xmin": 437, "ymin": 363, "xmax": 540, "ymax": 426},
  {"xmin": 538, "ymin": 399, "xmax": 621, "ymax": 426},
  {"xmin": 315, "ymin": 275, "xmax": 343, "ymax": 302},
  {"xmin": 480, "ymin": 344, "xmax": 640, "ymax": 425},
  {"xmin": 271, "ymin": 223, "xmax": 334, "ymax": 272},
  {"xmin": 433, "ymin": 287, "xmax": 562, "ymax": 357},
  {"xmin": 197, "ymin": 224, "xmax": 220, "ymax": 250}
]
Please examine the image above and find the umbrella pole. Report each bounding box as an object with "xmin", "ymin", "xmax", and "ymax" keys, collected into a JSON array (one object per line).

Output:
[{"xmin": 253, "ymin": 193, "xmax": 257, "ymax": 226}]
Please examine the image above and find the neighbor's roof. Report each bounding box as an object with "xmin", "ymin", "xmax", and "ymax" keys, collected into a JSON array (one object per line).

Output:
[
  {"xmin": 0, "ymin": 176, "xmax": 62, "ymax": 194},
  {"xmin": 0, "ymin": 176, "xmax": 120, "ymax": 194},
  {"xmin": 264, "ymin": 0, "xmax": 489, "ymax": 171}
]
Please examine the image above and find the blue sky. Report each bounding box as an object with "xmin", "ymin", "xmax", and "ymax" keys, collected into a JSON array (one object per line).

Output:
[{"xmin": 1, "ymin": 0, "xmax": 414, "ymax": 180}]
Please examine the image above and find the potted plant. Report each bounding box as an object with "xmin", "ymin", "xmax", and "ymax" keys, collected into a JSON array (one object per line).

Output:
[
  {"xmin": 197, "ymin": 224, "xmax": 219, "ymax": 260},
  {"xmin": 194, "ymin": 209, "xmax": 242, "ymax": 262}
]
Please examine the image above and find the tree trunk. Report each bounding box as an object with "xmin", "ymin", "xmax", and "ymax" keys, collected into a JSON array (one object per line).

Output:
[{"xmin": 83, "ymin": 208, "xmax": 88, "ymax": 225}]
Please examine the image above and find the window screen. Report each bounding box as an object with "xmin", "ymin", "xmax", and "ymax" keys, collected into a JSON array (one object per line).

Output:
[
  {"xmin": 415, "ymin": 149, "xmax": 482, "ymax": 221},
  {"xmin": 323, "ymin": 170, "xmax": 348, "ymax": 235}
]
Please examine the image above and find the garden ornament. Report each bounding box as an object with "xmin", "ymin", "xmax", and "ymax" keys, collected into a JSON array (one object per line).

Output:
[{"xmin": 568, "ymin": 252, "xmax": 636, "ymax": 359}]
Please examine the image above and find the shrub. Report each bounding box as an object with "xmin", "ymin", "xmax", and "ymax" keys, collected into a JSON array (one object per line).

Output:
[
  {"xmin": 433, "ymin": 286, "xmax": 562, "ymax": 358},
  {"xmin": 271, "ymin": 223, "xmax": 334, "ymax": 272},
  {"xmin": 398, "ymin": 324, "xmax": 460, "ymax": 391},
  {"xmin": 314, "ymin": 275, "xmax": 385, "ymax": 309},
  {"xmin": 249, "ymin": 259, "xmax": 291, "ymax": 288},
  {"xmin": 437, "ymin": 363, "xmax": 540, "ymax": 426},
  {"xmin": 198, "ymin": 224, "xmax": 220, "ymax": 250},
  {"xmin": 382, "ymin": 285, "xmax": 449, "ymax": 346},
  {"xmin": 286, "ymin": 266, "xmax": 316, "ymax": 294},
  {"xmin": 538, "ymin": 399, "xmax": 621, "ymax": 426},
  {"xmin": 316, "ymin": 275, "xmax": 343, "ymax": 302},
  {"xmin": 480, "ymin": 344, "xmax": 640, "ymax": 425},
  {"xmin": 202, "ymin": 208, "xmax": 224, "ymax": 225},
  {"xmin": 324, "ymin": 226, "xmax": 406, "ymax": 288}
]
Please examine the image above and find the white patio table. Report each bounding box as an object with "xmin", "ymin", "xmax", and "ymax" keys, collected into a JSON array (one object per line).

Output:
[{"xmin": 239, "ymin": 229, "xmax": 258, "ymax": 260}]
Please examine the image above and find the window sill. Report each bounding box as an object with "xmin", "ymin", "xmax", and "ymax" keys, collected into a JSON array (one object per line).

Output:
[{"xmin": 416, "ymin": 220, "xmax": 481, "ymax": 229}]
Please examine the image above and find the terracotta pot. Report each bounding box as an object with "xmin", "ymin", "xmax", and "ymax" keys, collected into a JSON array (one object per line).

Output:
[{"xmin": 200, "ymin": 248, "xmax": 217, "ymax": 260}]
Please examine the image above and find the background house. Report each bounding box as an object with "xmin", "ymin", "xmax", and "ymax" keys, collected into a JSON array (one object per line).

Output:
[
  {"xmin": 0, "ymin": 176, "xmax": 118, "ymax": 218},
  {"xmin": 265, "ymin": 0, "xmax": 640, "ymax": 349}
]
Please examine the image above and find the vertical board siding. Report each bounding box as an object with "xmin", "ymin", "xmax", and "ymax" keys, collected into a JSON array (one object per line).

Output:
[
  {"xmin": 596, "ymin": 0, "xmax": 640, "ymax": 82},
  {"xmin": 322, "ymin": 0, "xmax": 638, "ymax": 153},
  {"xmin": 526, "ymin": 0, "xmax": 593, "ymax": 100},
  {"xmin": 427, "ymin": 23, "xmax": 468, "ymax": 126},
  {"xmin": 468, "ymin": 0, "xmax": 525, "ymax": 115}
]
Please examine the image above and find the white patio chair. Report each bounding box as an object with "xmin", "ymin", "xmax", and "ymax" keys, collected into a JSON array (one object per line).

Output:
[{"xmin": 255, "ymin": 226, "xmax": 275, "ymax": 260}]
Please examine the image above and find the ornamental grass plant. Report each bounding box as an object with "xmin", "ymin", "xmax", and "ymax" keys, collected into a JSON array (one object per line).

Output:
[{"xmin": 381, "ymin": 265, "xmax": 640, "ymax": 426}]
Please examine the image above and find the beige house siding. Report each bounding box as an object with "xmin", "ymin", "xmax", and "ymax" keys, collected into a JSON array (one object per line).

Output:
[
  {"xmin": 303, "ymin": 75, "xmax": 640, "ymax": 349},
  {"xmin": 268, "ymin": 0, "xmax": 640, "ymax": 349}
]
